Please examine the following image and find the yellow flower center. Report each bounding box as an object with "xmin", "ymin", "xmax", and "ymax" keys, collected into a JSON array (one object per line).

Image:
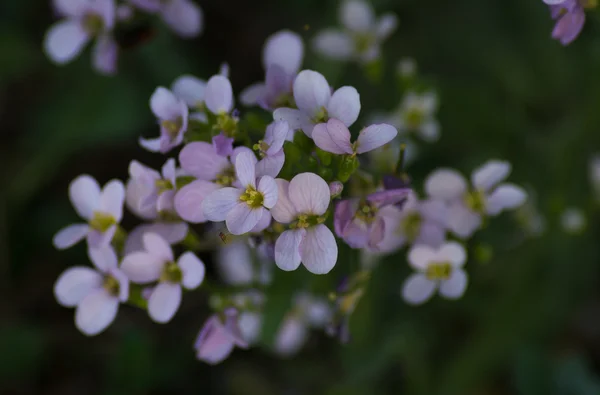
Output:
[
  {"xmin": 425, "ymin": 261, "xmax": 453, "ymax": 281},
  {"xmin": 103, "ymin": 275, "xmax": 120, "ymax": 297},
  {"xmin": 400, "ymin": 212, "xmax": 422, "ymax": 241},
  {"xmin": 312, "ymin": 106, "xmax": 328, "ymax": 124},
  {"xmin": 354, "ymin": 200, "xmax": 378, "ymax": 224},
  {"xmin": 213, "ymin": 113, "xmax": 238, "ymax": 137},
  {"xmin": 239, "ymin": 186, "xmax": 264, "ymax": 208},
  {"xmin": 352, "ymin": 32, "xmax": 375, "ymax": 54},
  {"xmin": 215, "ymin": 166, "xmax": 235, "ymax": 186},
  {"xmin": 464, "ymin": 189, "xmax": 486, "ymax": 213},
  {"xmin": 89, "ymin": 211, "xmax": 117, "ymax": 232},
  {"xmin": 82, "ymin": 13, "xmax": 104, "ymax": 35},
  {"xmin": 404, "ymin": 108, "xmax": 425, "ymax": 128},
  {"xmin": 161, "ymin": 117, "xmax": 183, "ymax": 139},
  {"xmin": 253, "ymin": 140, "xmax": 271, "ymax": 158},
  {"xmin": 155, "ymin": 179, "xmax": 173, "ymax": 193},
  {"xmin": 291, "ymin": 214, "xmax": 326, "ymax": 229},
  {"xmin": 160, "ymin": 261, "xmax": 182, "ymax": 283}
]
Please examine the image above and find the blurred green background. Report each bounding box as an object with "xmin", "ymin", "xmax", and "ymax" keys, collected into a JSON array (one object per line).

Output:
[{"xmin": 3, "ymin": 0, "xmax": 600, "ymax": 394}]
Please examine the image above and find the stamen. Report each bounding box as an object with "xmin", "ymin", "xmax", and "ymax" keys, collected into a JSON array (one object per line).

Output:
[
  {"xmin": 89, "ymin": 212, "xmax": 117, "ymax": 232},
  {"xmin": 239, "ymin": 186, "xmax": 264, "ymax": 208},
  {"xmin": 160, "ymin": 261, "xmax": 183, "ymax": 283},
  {"xmin": 425, "ymin": 262, "xmax": 453, "ymax": 280}
]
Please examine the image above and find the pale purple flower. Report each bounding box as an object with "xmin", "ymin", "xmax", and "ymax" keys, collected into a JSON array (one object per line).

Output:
[
  {"xmin": 425, "ymin": 160, "xmax": 527, "ymax": 239},
  {"xmin": 216, "ymin": 241, "xmax": 273, "ymax": 286},
  {"xmin": 121, "ymin": 233, "xmax": 205, "ymax": 323},
  {"xmin": 271, "ymin": 173, "xmax": 337, "ymax": 274},
  {"xmin": 254, "ymin": 120, "xmax": 289, "ymax": 178},
  {"xmin": 171, "ymin": 66, "xmax": 229, "ymax": 120},
  {"xmin": 334, "ymin": 188, "xmax": 410, "ymax": 250},
  {"xmin": 202, "ymin": 151, "xmax": 278, "ymax": 235},
  {"xmin": 312, "ymin": 0, "xmax": 397, "ymax": 63},
  {"xmin": 54, "ymin": 246, "xmax": 128, "ymax": 335},
  {"xmin": 402, "ymin": 242, "xmax": 468, "ymax": 305},
  {"xmin": 312, "ymin": 118, "xmax": 397, "ymax": 156},
  {"xmin": 44, "ymin": 0, "xmax": 118, "ymax": 74},
  {"xmin": 204, "ymin": 75, "xmax": 234, "ymax": 115},
  {"xmin": 123, "ymin": 222, "xmax": 189, "ymax": 255},
  {"xmin": 273, "ymin": 70, "xmax": 360, "ymax": 137},
  {"xmin": 240, "ymin": 30, "xmax": 304, "ymax": 110},
  {"xmin": 128, "ymin": 0, "xmax": 203, "ymax": 37},
  {"xmin": 548, "ymin": 0, "xmax": 586, "ymax": 45},
  {"xmin": 194, "ymin": 308, "xmax": 248, "ymax": 364},
  {"xmin": 140, "ymin": 87, "xmax": 189, "ymax": 153},
  {"xmin": 53, "ymin": 175, "xmax": 125, "ymax": 250},
  {"xmin": 391, "ymin": 91, "xmax": 440, "ymax": 142},
  {"xmin": 127, "ymin": 159, "xmax": 177, "ymax": 215}
]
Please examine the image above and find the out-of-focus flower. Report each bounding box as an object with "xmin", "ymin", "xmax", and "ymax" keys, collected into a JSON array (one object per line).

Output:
[
  {"xmin": 589, "ymin": 154, "xmax": 600, "ymax": 200},
  {"xmin": 425, "ymin": 160, "xmax": 527, "ymax": 238},
  {"xmin": 401, "ymin": 242, "xmax": 468, "ymax": 305},
  {"xmin": 271, "ymin": 173, "xmax": 337, "ymax": 274},
  {"xmin": 194, "ymin": 308, "xmax": 248, "ymax": 364},
  {"xmin": 140, "ymin": 87, "xmax": 189, "ymax": 153},
  {"xmin": 121, "ymin": 233, "xmax": 205, "ymax": 323},
  {"xmin": 312, "ymin": 118, "xmax": 398, "ymax": 156},
  {"xmin": 54, "ymin": 246, "xmax": 128, "ymax": 335},
  {"xmin": 53, "ymin": 175, "xmax": 125, "ymax": 250},
  {"xmin": 123, "ymin": 222, "xmax": 189, "ymax": 255},
  {"xmin": 171, "ymin": 65, "xmax": 230, "ymax": 121},
  {"xmin": 240, "ymin": 30, "xmax": 304, "ymax": 110},
  {"xmin": 202, "ymin": 151, "xmax": 278, "ymax": 235},
  {"xmin": 546, "ymin": 0, "xmax": 588, "ymax": 46},
  {"xmin": 273, "ymin": 70, "xmax": 360, "ymax": 137},
  {"xmin": 312, "ymin": 0, "xmax": 397, "ymax": 63},
  {"xmin": 254, "ymin": 120, "xmax": 289, "ymax": 178},
  {"xmin": 127, "ymin": 159, "xmax": 177, "ymax": 215},
  {"xmin": 44, "ymin": 0, "xmax": 118, "ymax": 74},
  {"xmin": 388, "ymin": 91, "xmax": 440, "ymax": 142},
  {"xmin": 129, "ymin": 0, "xmax": 203, "ymax": 37},
  {"xmin": 560, "ymin": 207, "xmax": 587, "ymax": 234},
  {"xmin": 367, "ymin": 139, "xmax": 418, "ymax": 174},
  {"xmin": 397, "ymin": 57, "xmax": 417, "ymax": 79}
]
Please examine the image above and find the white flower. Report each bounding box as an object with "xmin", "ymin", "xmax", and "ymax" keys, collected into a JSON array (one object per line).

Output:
[
  {"xmin": 393, "ymin": 91, "xmax": 440, "ymax": 142},
  {"xmin": 54, "ymin": 246, "xmax": 128, "ymax": 335},
  {"xmin": 425, "ymin": 160, "xmax": 527, "ymax": 238},
  {"xmin": 560, "ymin": 207, "xmax": 586, "ymax": 234},
  {"xmin": 401, "ymin": 242, "xmax": 468, "ymax": 305}
]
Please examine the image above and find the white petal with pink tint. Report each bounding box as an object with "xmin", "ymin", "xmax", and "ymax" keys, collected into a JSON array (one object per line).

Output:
[
  {"xmin": 162, "ymin": 0, "xmax": 203, "ymax": 38},
  {"xmin": 293, "ymin": 70, "xmax": 331, "ymax": 115},
  {"xmin": 172, "ymin": 75, "xmax": 206, "ymax": 107},
  {"xmin": 327, "ymin": 86, "xmax": 360, "ymax": 127},
  {"xmin": 120, "ymin": 252, "xmax": 164, "ymax": 283},
  {"xmin": 408, "ymin": 245, "xmax": 436, "ymax": 271},
  {"xmin": 235, "ymin": 151, "xmax": 257, "ymax": 188},
  {"xmin": 312, "ymin": 121, "xmax": 353, "ymax": 155},
  {"xmin": 402, "ymin": 274, "xmax": 436, "ymax": 305},
  {"xmin": 148, "ymin": 282, "xmax": 182, "ymax": 323},
  {"xmin": 471, "ymin": 160, "xmax": 511, "ymax": 192},
  {"xmin": 150, "ymin": 87, "xmax": 181, "ymax": 120},
  {"xmin": 273, "ymin": 108, "xmax": 306, "ymax": 131},
  {"xmin": 54, "ymin": 267, "xmax": 102, "ymax": 307},
  {"xmin": 75, "ymin": 289, "xmax": 119, "ymax": 335},
  {"xmin": 44, "ymin": 20, "xmax": 90, "ymax": 64},
  {"xmin": 69, "ymin": 175, "xmax": 101, "ymax": 220},
  {"xmin": 263, "ymin": 30, "xmax": 304, "ymax": 75},
  {"xmin": 179, "ymin": 142, "xmax": 230, "ymax": 180},
  {"xmin": 88, "ymin": 245, "xmax": 118, "ymax": 272},
  {"xmin": 202, "ymin": 187, "xmax": 242, "ymax": 221},
  {"xmin": 340, "ymin": 0, "xmax": 375, "ymax": 32},
  {"xmin": 425, "ymin": 169, "xmax": 468, "ymax": 200},
  {"xmin": 300, "ymin": 225, "xmax": 337, "ymax": 274},
  {"xmin": 205, "ymin": 75, "xmax": 233, "ymax": 114},
  {"xmin": 485, "ymin": 184, "xmax": 527, "ymax": 215},
  {"xmin": 100, "ymin": 180, "xmax": 125, "ymax": 221},
  {"xmin": 226, "ymin": 204, "xmax": 265, "ymax": 235},
  {"xmin": 174, "ymin": 180, "xmax": 220, "ymax": 223},
  {"xmin": 178, "ymin": 252, "xmax": 205, "ymax": 289},
  {"xmin": 258, "ymin": 176, "xmax": 278, "ymax": 208},
  {"xmin": 436, "ymin": 242, "xmax": 466, "ymax": 267},
  {"xmin": 312, "ymin": 30, "xmax": 353, "ymax": 60},
  {"xmin": 439, "ymin": 269, "xmax": 468, "ymax": 299},
  {"xmin": 139, "ymin": 137, "xmax": 162, "ymax": 152},
  {"xmin": 271, "ymin": 179, "xmax": 297, "ymax": 223},
  {"xmin": 289, "ymin": 173, "xmax": 330, "ymax": 215},
  {"xmin": 356, "ymin": 124, "xmax": 397, "ymax": 154},
  {"xmin": 256, "ymin": 151, "xmax": 285, "ymax": 178},
  {"xmin": 53, "ymin": 224, "xmax": 90, "ymax": 249},
  {"xmin": 275, "ymin": 229, "xmax": 305, "ymax": 271},
  {"xmin": 143, "ymin": 232, "xmax": 174, "ymax": 262}
]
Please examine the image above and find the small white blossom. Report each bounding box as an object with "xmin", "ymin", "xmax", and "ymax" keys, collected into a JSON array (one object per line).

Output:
[{"xmin": 560, "ymin": 207, "xmax": 586, "ymax": 234}]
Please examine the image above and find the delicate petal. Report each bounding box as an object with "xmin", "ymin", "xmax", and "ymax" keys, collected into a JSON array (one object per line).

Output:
[
  {"xmin": 54, "ymin": 0, "xmax": 87, "ymax": 16},
  {"xmin": 239, "ymin": 83, "xmax": 266, "ymax": 106},
  {"xmin": 274, "ymin": 229, "xmax": 305, "ymax": 271},
  {"xmin": 251, "ymin": 209, "xmax": 272, "ymax": 232},
  {"xmin": 312, "ymin": 120, "xmax": 353, "ymax": 155},
  {"xmin": 263, "ymin": 30, "xmax": 304, "ymax": 74},
  {"xmin": 300, "ymin": 225, "xmax": 337, "ymax": 274},
  {"xmin": 150, "ymin": 87, "xmax": 181, "ymax": 120},
  {"xmin": 161, "ymin": 158, "xmax": 177, "ymax": 184},
  {"xmin": 161, "ymin": 0, "xmax": 203, "ymax": 38},
  {"xmin": 92, "ymin": 0, "xmax": 116, "ymax": 29},
  {"xmin": 238, "ymin": 312, "xmax": 262, "ymax": 344},
  {"xmin": 274, "ymin": 317, "xmax": 308, "ymax": 356},
  {"xmin": 447, "ymin": 203, "xmax": 482, "ymax": 238},
  {"xmin": 172, "ymin": 75, "xmax": 206, "ymax": 107},
  {"xmin": 552, "ymin": 7, "xmax": 585, "ymax": 45},
  {"xmin": 75, "ymin": 289, "xmax": 119, "ymax": 335},
  {"xmin": 92, "ymin": 34, "xmax": 118, "ymax": 75},
  {"xmin": 312, "ymin": 29, "xmax": 353, "ymax": 60},
  {"xmin": 408, "ymin": 245, "xmax": 436, "ymax": 271},
  {"xmin": 293, "ymin": 70, "xmax": 331, "ymax": 116},
  {"xmin": 471, "ymin": 160, "xmax": 511, "ymax": 192},
  {"xmin": 143, "ymin": 232, "xmax": 174, "ymax": 261},
  {"xmin": 178, "ymin": 252, "xmax": 205, "ymax": 289},
  {"xmin": 99, "ymin": 180, "xmax": 125, "ymax": 221},
  {"xmin": 156, "ymin": 189, "xmax": 176, "ymax": 213},
  {"xmin": 217, "ymin": 242, "xmax": 254, "ymax": 285},
  {"xmin": 327, "ymin": 86, "xmax": 361, "ymax": 127},
  {"xmin": 139, "ymin": 137, "xmax": 162, "ymax": 152},
  {"xmin": 53, "ymin": 224, "xmax": 89, "ymax": 249},
  {"xmin": 439, "ymin": 269, "xmax": 468, "ymax": 299},
  {"xmin": 424, "ymin": 169, "xmax": 468, "ymax": 200},
  {"xmin": 148, "ymin": 282, "xmax": 182, "ymax": 323},
  {"xmin": 44, "ymin": 20, "xmax": 90, "ymax": 64},
  {"xmin": 174, "ymin": 180, "xmax": 221, "ymax": 223},
  {"xmin": 368, "ymin": 217, "xmax": 386, "ymax": 249},
  {"xmin": 212, "ymin": 133, "xmax": 234, "ymax": 157},
  {"xmin": 376, "ymin": 13, "xmax": 398, "ymax": 39},
  {"xmin": 195, "ymin": 316, "xmax": 235, "ymax": 364},
  {"xmin": 415, "ymin": 221, "xmax": 446, "ymax": 247},
  {"xmin": 54, "ymin": 267, "xmax": 102, "ymax": 307},
  {"xmin": 123, "ymin": 222, "xmax": 188, "ymax": 255},
  {"xmin": 340, "ymin": 0, "xmax": 375, "ymax": 32},
  {"xmin": 110, "ymin": 268, "xmax": 130, "ymax": 302},
  {"xmin": 120, "ymin": 252, "xmax": 164, "ymax": 283},
  {"xmin": 86, "ymin": 225, "xmax": 117, "ymax": 248},
  {"xmin": 544, "ymin": 0, "xmax": 569, "ymax": 4},
  {"xmin": 334, "ymin": 198, "xmax": 356, "ymax": 237},
  {"xmin": 205, "ymin": 75, "xmax": 233, "ymax": 114},
  {"xmin": 265, "ymin": 121, "xmax": 289, "ymax": 155},
  {"xmin": 256, "ymin": 151, "xmax": 285, "ymax": 178},
  {"xmin": 202, "ymin": 187, "xmax": 242, "ymax": 221},
  {"xmin": 235, "ymin": 150, "xmax": 257, "ymax": 188},
  {"xmin": 179, "ymin": 142, "xmax": 230, "ymax": 180},
  {"xmin": 88, "ymin": 245, "xmax": 118, "ymax": 272},
  {"xmin": 485, "ymin": 184, "xmax": 527, "ymax": 215},
  {"xmin": 273, "ymin": 108, "xmax": 307, "ymax": 131},
  {"xmin": 226, "ymin": 204, "xmax": 265, "ymax": 235},
  {"xmin": 356, "ymin": 123, "xmax": 398, "ymax": 154},
  {"xmin": 288, "ymin": 173, "xmax": 331, "ymax": 215},
  {"xmin": 231, "ymin": 146, "xmax": 256, "ymax": 166},
  {"xmin": 271, "ymin": 179, "xmax": 297, "ymax": 223},
  {"xmin": 367, "ymin": 189, "xmax": 410, "ymax": 207},
  {"xmin": 437, "ymin": 242, "xmax": 466, "ymax": 267},
  {"xmin": 258, "ymin": 176, "xmax": 278, "ymax": 208},
  {"xmin": 419, "ymin": 120, "xmax": 440, "ymax": 142},
  {"xmin": 69, "ymin": 175, "xmax": 101, "ymax": 220},
  {"xmin": 401, "ymin": 274, "xmax": 436, "ymax": 305}
]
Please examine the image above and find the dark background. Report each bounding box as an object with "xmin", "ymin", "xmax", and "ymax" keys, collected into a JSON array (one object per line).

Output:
[{"xmin": 3, "ymin": 0, "xmax": 600, "ymax": 394}]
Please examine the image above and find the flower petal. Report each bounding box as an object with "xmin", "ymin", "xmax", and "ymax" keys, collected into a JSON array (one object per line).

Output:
[
  {"xmin": 424, "ymin": 169, "xmax": 468, "ymax": 200},
  {"xmin": 367, "ymin": 188, "xmax": 410, "ymax": 207},
  {"xmin": 202, "ymin": 187, "xmax": 242, "ymax": 221},
  {"xmin": 88, "ymin": 245, "xmax": 118, "ymax": 272},
  {"xmin": 150, "ymin": 87, "xmax": 181, "ymax": 120},
  {"xmin": 143, "ymin": 232, "xmax": 174, "ymax": 261},
  {"xmin": 99, "ymin": 180, "xmax": 125, "ymax": 221},
  {"xmin": 216, "ymin": 241, "xmax": 254, "ymax": 285},
  {"xmin": 289, "ymin": 172, "xmax": 331, "ymax": 215},
  {"xmin": 327, "ymin": 86, "xmax": 360, "ymax": 127},
  {"xmin": 161, "ymin": 0, "xmax": 203, "ymax": 38},
  {"xmin": 407, "ymin": 244, "xmax": 436, "ymax": 271},
  {"xmin": 265, "ymin": 120, "xmax": 289, "ymax": 154},
  {"xmin": 485, "ymin": 183, "xmax": 527, "ymax": 215},
  {"xmin": 54, "ymin": 0, "xmax": 88, "ymax": 16},
  {"xmin": 178, "ymin": 252, "xmax": 205, "ymax": 289},
  {"xmin": 439, "ymin": 269, "xmax": 468, "ymax": 299},
  {"xmin": 75, "ymin": 289, "xmax": 119, "ymax": 336},
  {"xmin": 256, "ymin": 151, "xmax": 285, "ymax": 178},
  {"xmin": 471, "ymin": 160, "xmax": 511, "ymax": 192},
  {"xmin": 92, "ymin": 34, "xmax": 118, "ymax": 75},
  {"xmin": 340, "ymin": 0, "xmax": 375, "ymax": 32},
  {"xmin": 258, "ymin": 176, "xmax": 278, "ymax": 208},
  {"xmin": 251, "ymin": 209, "xmax": 272, "ymax": 232},
  {"xmin": 148, "ymin": 282, "xmax": 182, "ymax": 323},
  {"xmin": 436, "ymin": 242, "xmax": 466, "ymax": 267},
  {"xmin": 356, "ymin": 123, "xmax": 398, "ymax": 154},
  {"xmin": 312, "ymin": 29, "xmax": 353, "ymax": 60},
  {"xmin": 123, "ymin": 222, "xmax": 188, "ymax": 255},
  {"xmin": 552, "ymin": 7, "xmax": 585, "ymax": 45},
  {"xmin": 139, "ymin": 137, "xmax": 162, "ymax": 152},
  {"xmin": 69, "ymin": 175, "xmax": 101, "ymax": 220},
  {"xmin": 205, "ymin": 75, "xmax": 233, "ymax": 114},
  {"xmin": 293, "ymin": 70, "xmax": 331, "ymax": 116},
  {"xmin": 274, "ymin": 229, "xmax": 305, "ymax": 271},
  {"xmin": 239, "ymin": 83, "xmax": 266, "ymax": 106},
  {"xmin": 376, "ymin": 13, "xmax": 398, "ymax": 39},
  {"xmin": 274, "ymin": 317, "xmax": 308, "ymax": 356},
  {"xmin": 44, "ymin": 20, "xmax": 90, "ymax": 64},
  {"xmin": 271, "ymin": 179, "xmax": 298, "ymax": 223},
  {"xmin": 263, "ymin": 30, "xmax": 304, "ymax": 75},
  {"xmin": 172, "ymin": 74, "xmax": 206, "ymax": 107},
  {"xmin": 53, "ymin": 224, "xmax": 89, "ymax": 249},
  {"xmin": 447, "ymin": 203, "xmax": 482, "ymax": 238},
  {"xmin": 368, "ymin": 217, "xmax": 386, "ymax": 250},
  {"xmin": 300, "ymin": 225, "xmax": 337, "ymax": 274},
  {"xmin": 179, "ymin": 142, "xmax": 230, "ymax": 180},
  {"xmin": 226, "ymin": 204, "xmax": 265, "ymax": 235},
  {"xmin": 120, "ymin": 252, "xmax": 164, "ymax": 283},
  {"xmin": 273, "ymin": 108, "xmax": 305, "ymax": 131},
  {"xmin": 194, "ymin": 316, "xmax": 235, "ymax": 364},
  {"xmin": 86, "ymin": 225, "xmax": 117, "ymax": 249},
  {"xmin": 174, "ymin": 180, "xmax": 220, "ymax": 223},
  {"xmin": 54, "ymin": 267, "xmax": 102, "ymax": 307},
  {"xmin": 415, "ymin": 221, "xmax": 446, "ymax": 248},
  {"xmin": 312, "ymin": 120, "xmax": 353, "ymax": 155},
  {"xmin": 333, "ymin": 198, "xmax": 356, "ymax": 237},
  {"xmin": 235, "ymin": 150, "xmax": 257, "ymax": 188},
  {"xmin": 401, "ymin": 274, "xmax": 436, "ymax": 305}
]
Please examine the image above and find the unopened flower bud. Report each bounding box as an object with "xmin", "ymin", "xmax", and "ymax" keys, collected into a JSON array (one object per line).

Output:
[{"xmin": 329, "ymin": 181, "xmax": 343, "ymax": 198}]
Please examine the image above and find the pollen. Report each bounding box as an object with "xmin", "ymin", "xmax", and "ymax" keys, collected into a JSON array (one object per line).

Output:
[
  {"xmin": 239, "ymin": 186, "xmax": 264, "ymax": 208},
  {"xmin": 103, "ymin": 275, "xmax": 120, "ymax": 297},
  {"xmin": 89, "ymin": 211, "xmax": 117, "ymax": 232},
  {"xmin": 160, "ymin": 261, "xmax": 183, "ymax": 283},
  {"xmin": 425, "ymin": 262, "xmax": 453, "ymax": 281}
]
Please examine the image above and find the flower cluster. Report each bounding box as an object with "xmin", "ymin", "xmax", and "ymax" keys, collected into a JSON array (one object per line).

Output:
[{"xmin": 52, "ymin": 0, "xmax": 532, "ymax": 364}]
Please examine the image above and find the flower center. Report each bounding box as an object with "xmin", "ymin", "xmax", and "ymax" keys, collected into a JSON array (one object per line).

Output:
[
  {"xmin": 213, "ymin": 113, "xmax": 238, "ymax": 137},
  {"xmin": 253, "ymin": 140, "xmax": 271, "ymax": 158},
  {"xmin": 352, "ymin": 32, "xmax": 375, "ymax": 54},
  {"xmin": 312, "ymin": 106, "xmax": 329, "ymax": 124},
  {"xmin": 273, "ymin": 93, "xmax": 295, "ymax": 108},
  {"xmin": 82, "ymin": 13, "xmax": 104, "ymax": 35},
  {"xmin": 161, "ymin": 117, "xmax": 183, "ymax": 139},
  {"xmin": 400, "ymin": 212, "xmax": 422, "ymax": 241},
  {"xmin": 464, "ymin": 189, "xmax": 486, "ymax": 213},
  {"xmin": 354, "ymin": 200, "xmax": 378, "ymax": 224},
  {"xmin": 215, "ymin": 166, "xmax": 235, "ymax": 186},
  {"xmin": 89, "ymin": 211, "xmax": 117, "ymax": 232},
  {"xmin": 239, "ymin": 186, "xmax": 264, "ymax": 208},
  {"xmin": 291, "ymin": 214, "xmax": 326, "ymax": 229},
  {"xmin": 103, "ymin": 274, "xmax": 120, "ymax": 297},
  {"xmin": 160, "ymin": 261, "xmax": 182, "ymax": 283},
  {"xmin": 403, "ymin": 107, "xmax": 425, "ymax": 128},
  {"xmin": 425, "ymin": 261, "xmax": 453, "ymax": 281},
  {"xmin": 155, "ymin": 179, "xmax": 174, "ymax": 193}
]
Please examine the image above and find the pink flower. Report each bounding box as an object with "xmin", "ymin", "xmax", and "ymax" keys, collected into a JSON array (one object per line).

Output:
[
  {"xmin": 140, "ymin": 87, "xmax": 189, "ymax": 153},
  {"xmin": 53, "ymin": 175, "xmax": 125, "ymax": 250},
  {"xmin": 128, "ymin": 0, "xmax": 203, "ymax": 38},
  {"xmin": 312, "ymin": 118, "xmax": 397, "ymax": 156},
  {"xmin": 254, "ymin": 120, "xmax": 290, "ymax": 178},
  {"xmin": 121, "ymin": 233, "xmax": 205, "ymax": 323},
  {"xmin": 194, "ymin": 308, "xmax": 248, "ymax": 364},
  {"xmin": 271, "ymin": 173, "xmax": 338, "ymax": 274},
  {"xmin": 127, "ymin": 159, "xmax": 177, "ymax": 214},
  {"xmin": 54, "ymin": 246, "xmax": 128, "ymax": 335}
]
